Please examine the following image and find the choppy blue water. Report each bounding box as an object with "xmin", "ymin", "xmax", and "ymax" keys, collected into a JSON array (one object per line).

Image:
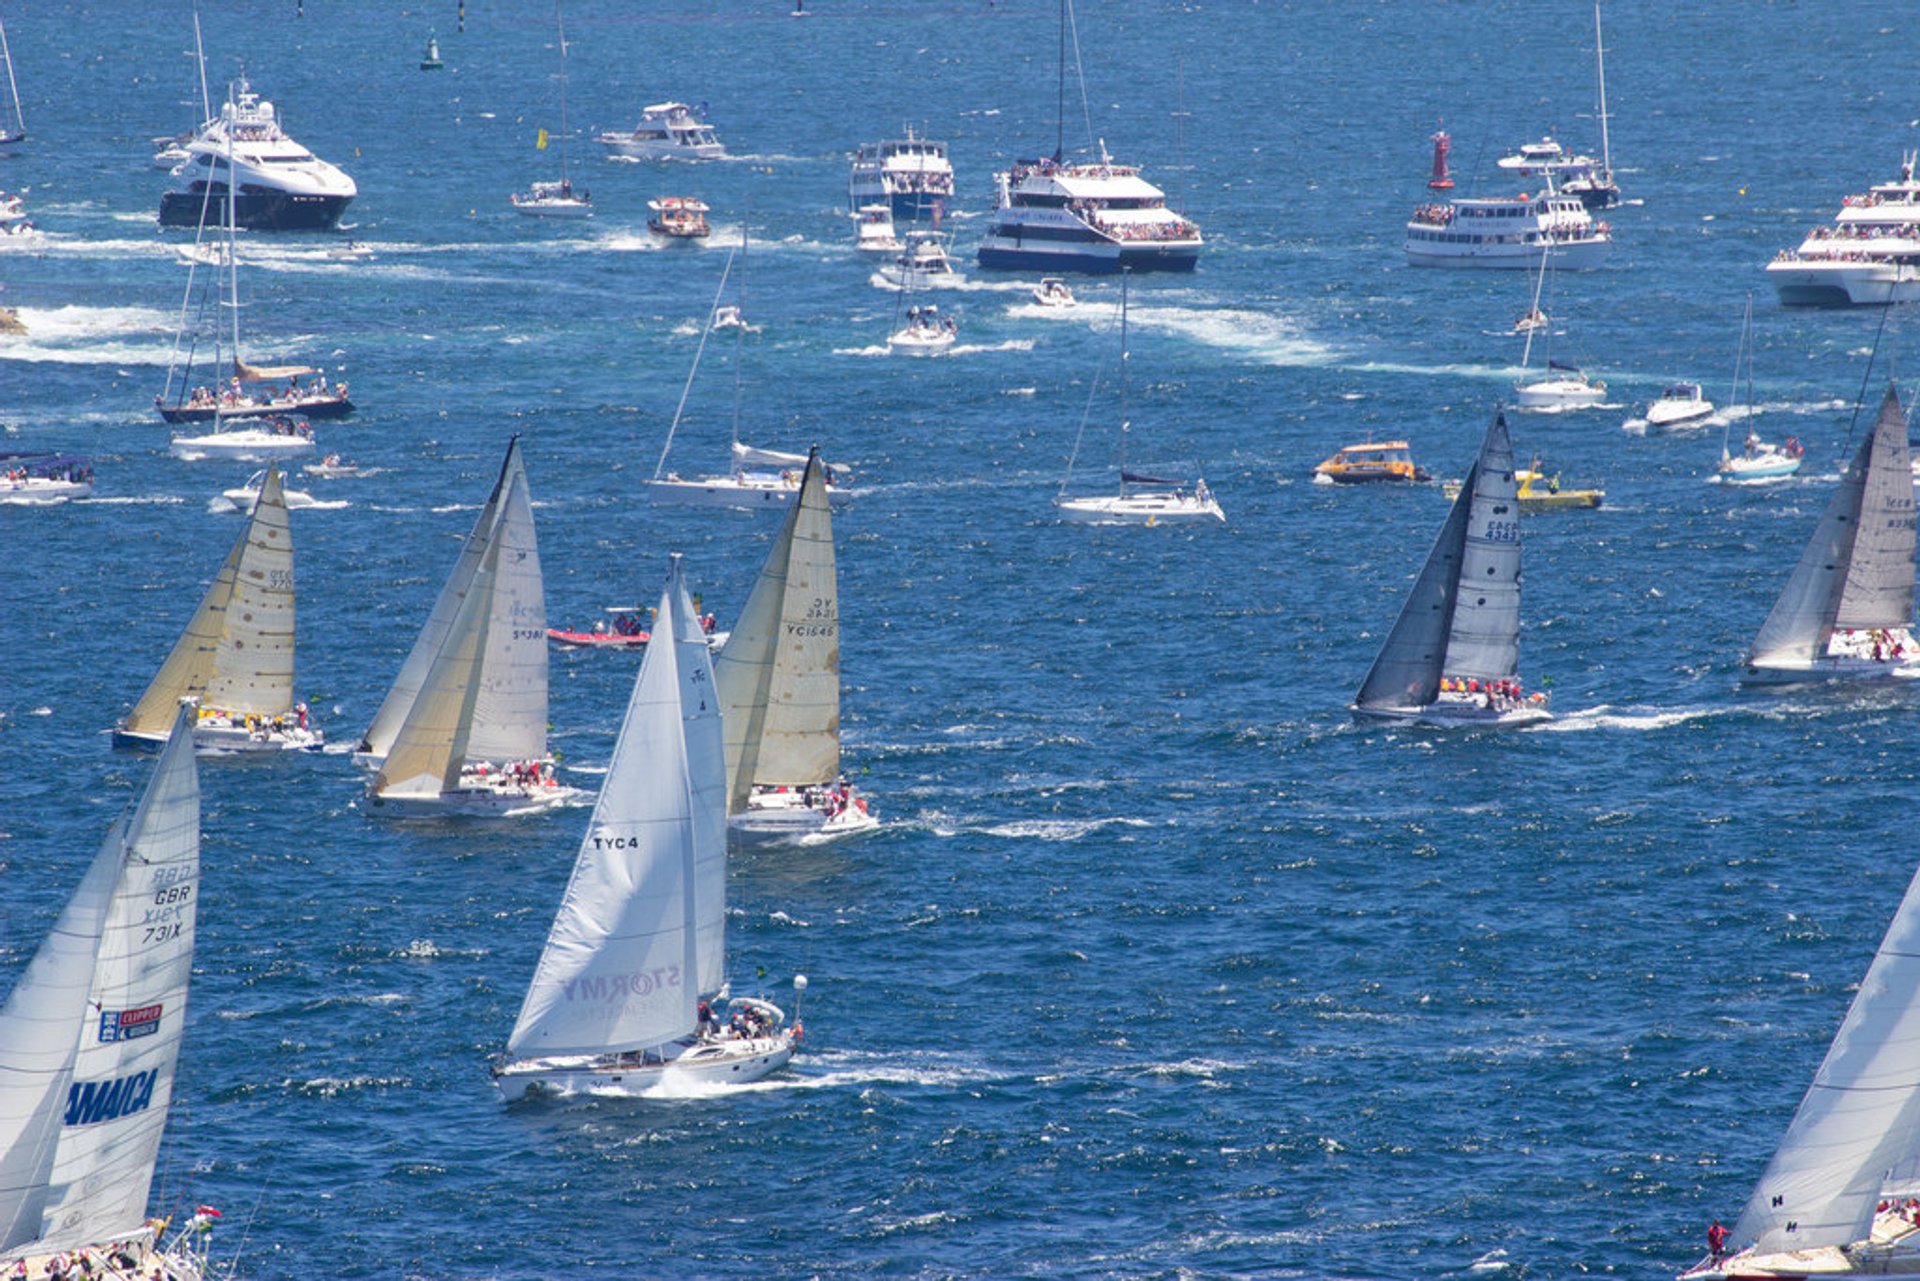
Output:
[{"xmin": 6, "ymin": 2, "xmax": 1920, "ymax": 1277}]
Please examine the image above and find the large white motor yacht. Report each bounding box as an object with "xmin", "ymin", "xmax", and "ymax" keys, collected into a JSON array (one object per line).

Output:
[
  {"xmin": 596, "ymin": 102, "xmax": 724, "ymax": 160},
  {"xmin": 1406, "ymin": 185, "xmax": 1611, "ymax": 269},
  {"xmin": 158, "ymin": 79, "xmax": 357, "ymax": 231},
  {"xmin": 1767, "ymin": 152, "xmax": 1920, "ymax": 306},
  {"xmin": 977, "ymin": 144, "xmax": 1202, "ymax": 274},
  {"xmin": 848, "ymin": 128, "xmax": 954, "ymax": 222}
]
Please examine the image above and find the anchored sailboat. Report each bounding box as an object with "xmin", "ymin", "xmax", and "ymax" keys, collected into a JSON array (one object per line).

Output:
[
  {"xmin": 0, "ymin": 16, "xmax": 25, "ymax": 147},
  {"xmin": 714, "ymin": 449, "xmax": 878, "ymax": 839},
  {"xmin": 1680, "ymin": 859, "xmax": 1920, "ymax": 1279},
  {"xmin": 1352, "ymin": 412, "xmax": 1553, "ymax": 727},
  {"xmin": 494, "ymin": 556, "xmax": 803, "ymax": 1099},
  {"xmin": 509, "ymin": 3, "xmax": 591, "ymax": 218},
  {"xmin": 1742, "ymin": 385, "xmax": 1918, "ymax": 683},
  {"xmin": 0, "ymin": 702, "xmax": 215, "ymax": 1281},
  {"xmin": 361, "ymin": 439, "xmax": 576, "ymax": 817},
  {"xmin": 1717, "ymin": 296, "xmax": 1803, "ymax": 482},
  {"xmin": 114, "ymin": 466, "xmax": 322, "ymax": 755}
]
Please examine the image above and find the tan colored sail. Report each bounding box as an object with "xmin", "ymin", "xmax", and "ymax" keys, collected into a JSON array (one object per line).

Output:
[
  {"xmin": 713, "ymin": 453, "xmax": 839, "ymax": 810},
  {"xmin": 202, "ymin": 466, "xmax": 296, "ymax": 715},
  {"xmin": 373, "ymin": 537, "xmax": 500, "ymax": 801},
  {"xmin": 233, "ymin": 358, "xmax": 317, "ymax": 383},
  {"xmin": 121, "ymin": 519, "xmax": 247, "ymax": 736}
]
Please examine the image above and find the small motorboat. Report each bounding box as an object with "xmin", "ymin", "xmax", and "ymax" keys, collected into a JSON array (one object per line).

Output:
[
  {"xmin": 222, "ymin": 468, "xmax": 319, "ymax": 511},
  {"xmin": 878, "ymin": 231, "xmax": 962, "ymax": 289},
  {"xmin": 1515, "ymin": 464, "xmax": 1603, "ymax": 510},
  {"xmin": 712, "ymin": 303, "xmax": 749, "ymax": 332},
  {"xmin": 1032, "ymin": 277, "xmax": 1077, "ymax": 308},
  {"xmin": 852, "ymin": 203, "xmax": 902, "ymax": 256},
  {"xmin": 549, "ymin": 606, "xmax": 725, "ymax": 651},
  {"xmin": 1313, "ymin": 440, "xmax": 1430, "ymax": 484},
  {"xmin": 1719, "ymin": 431, "xmax": 1804, "ymax": 483},
  {"xmin": 176, "ymin": 242, "xmax": 232, "ymax": 269},
  {"xmin": 1644, "ymin": 382, "xmax": 1716, "ymax": 430},
  {"xmin": 887, "ymin": 304, "xmax": 957, "ymax": 355},
  {"xmin": 1514, "ymin": 364, "xmax": 1607, "ymax": 409},
  {"xmin": 648, "ymin": 196, "xmax": 711, "ymax": 240},
  {"xmin": 303, "ymin": 453, "xmax": 364, "ymax": 479},
  {"xmin": 0, "ymin": 452, "xmax": 93, "ymax": 505},
  {"xmin": 1511, "ymin": 307, "xmax": 1548, "ymax": 334}
]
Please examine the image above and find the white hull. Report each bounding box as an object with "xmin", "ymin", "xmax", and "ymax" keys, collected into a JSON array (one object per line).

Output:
[
  {"xmin": 1056, "ymin": 492, "xmax": 1225, "ymax": 525},
  {"xmin": 1742, "ymin": 656, "xmax": 1920, "ymax": 685},
  {"xmin": 171, "ymin": 432, "xmax": 316, "ymax": 462},
  {"xmin": 1514, "ymin": 377, "xmax": 1606, "ymax": 408},
  {"xmin": 0, "ymin": 478, "xmax": 91, "ymax": 504},
  {"xmin": 1351, "ymin": 700, "xmax": 1553, "ymax": 729},
  {"xmin": 367, "ymin": 780, "xmax": 582, "ymax": 818},
  {"xmin": 730, "ymin": 787, "xmax": 878, "ymax": 840},
  {"xmin": 222, "ymin": 483, "xmax": 319, "ymax": 509},
  {"xmin": 113, "ymin": 720, "xmax": 323, "ymax": 756},
  {"xmin": 888, "ymin": 329, "xmax": 954, "ymax": 355},
  {"xmin": 1768, "ymin": 257, "xmax": 1920, "ymax": 307},
  {"xmin": 511, "ymin": 197, "xmax": 593, "ymax": 219},
  {"xmin": 3, "ymin": 1227, "xmax": 203, "ymax": 1281},
  {"xmin": 1681, "ymin": 1210, "xmax": 1920, "ymax": 1278},
  {"xmin": 1406, "ymin": 238, "xmax": 1612, "ymax": 270},
  {"xmin": 597, "ymin": 138, "xmax": 724, "ymax": 161},
  {"xmin": 646, "ymin": 476, "xmax": 855, "ymax": 510},
  {"xmin": 494, "ymin": 1033, "xmax": 793, "ymax": 1101},
  {"xmin": 1720, "ymin": 451, "xmax": 1803, "ymax": 482},
  {"xmin": 1646, "ymin": 402, "xmax": 1716, "ymax": 430}
]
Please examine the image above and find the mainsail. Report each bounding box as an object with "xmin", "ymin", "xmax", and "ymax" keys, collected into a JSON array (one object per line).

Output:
[
  {"xmin": 360, "ymin": 440, "xmax": 523, "ymax": 758},
  {"xmin": 713, "ymin": 450, "xmax": 841, "ymax": 811},
  {"xmin": 1356, "ymin": 413, "xmax": 1523, "ymax": 711},
  {"xmin": 1729, "ymin": 860, "xmax": 1920, "ymax": 1256},
  {"xmin": 123, "ymin": 465, "xmax": 296, "ymax": 735},
  {"xmin": 1750, "ymin": 387, "xmax": 1916, "ymax": 666},
  {"xmin": 506, "ymin": 557, "xmax": 725, "ymax": 1059},
  {"xmin": 462, "ymin": 464, "xmax": 548, "ymax": 763},
  {"xmin": 0, "ymin": 703, "xmax": 199, "ymax": 1253}
]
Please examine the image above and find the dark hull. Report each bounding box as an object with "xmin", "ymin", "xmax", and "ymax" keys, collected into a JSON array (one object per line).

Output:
[
  {"xmin": 976, "ymin": 241, "xmax": 1200, "ymax": 275},
  {"xmin": 158, "ymin": 188, "xmax": 353, "ymax": 232},
  {"xmin": 157, "ymin": 395, "xmax": 354, "ymax": 424}
]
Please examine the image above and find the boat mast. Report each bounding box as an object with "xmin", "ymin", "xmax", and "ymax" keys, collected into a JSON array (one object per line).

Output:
[
  {"xmin": 1117, "ymin": 268, "xmax": 1130, "ymax": 497},
  {"xmin": 0, "ymin": 18, "xmax": 24, "ymax": 139},
  {"xmin": 730, "ymin": 220, "xmax": 746, "ymax": 454},
  {"xmin": 225, "ymin": 90, "xmax": 242, "ymax": 383},
  {"xmin": 1519, "ymin": 248, "xmax": 1549, "ymax": 372},
  {"xmin": 555, "ymin": 0, "xmax": 572, "ymax": 187},
  {"xmin": 1593, "ymin": 1, "xmax": 1611, "ymax": 182},
  {"xmin": 1054, "ymin": 0, "xmax": 1066, "ymax": 162},
  {"xmin": 192, "ymin": 9, "xmax": 211, "ymax": 124}
]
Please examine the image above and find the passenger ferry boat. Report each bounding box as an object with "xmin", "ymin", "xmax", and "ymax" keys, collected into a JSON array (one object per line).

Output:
[
  {"xmin": 596, "ymin": 102, "xmax": 724, "ymax": 160},
  {"xmin": 1405, "ymin": 185, "xmax": 1612, "ymax": 269},
  {"xmin": 977, "ymin": 144, "xmax": 1202, "ymax": 275},
  {"xmin": 1313, "ymin": 440, "xmax": 1430, "ymax": 485},
  {"xmin": 848, "ymin": 128, "xmax": 954, "ymax": 222},
  {"xmin": 157, "ymin": 78, "xmax": 357, "ymax": 231},
  {"xmin": 1767, "ymin": 152, "xmax": 1920, "ymax": 306}
]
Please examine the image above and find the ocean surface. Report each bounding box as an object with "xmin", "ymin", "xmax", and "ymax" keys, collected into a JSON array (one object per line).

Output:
[{"xmin": 4, "ymin": 2, "xmax": 1920, "ymax": 1277}]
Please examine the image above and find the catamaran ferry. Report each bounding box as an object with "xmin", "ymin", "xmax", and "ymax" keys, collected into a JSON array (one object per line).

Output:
[
  {"xmin": 1767, "ymin": 152, "xmax": 1920, "ymax": 306},
  {"xmin": 1405, "ymin": 186, "xmax": 1611, "ymax": 269},
  {"xmin": 976, "ymin": 145, "xmax": 1202, "ymax": 274}
]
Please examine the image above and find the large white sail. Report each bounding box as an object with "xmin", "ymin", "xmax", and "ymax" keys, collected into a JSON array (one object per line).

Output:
[
  {"xmin": 1751, "ymin": 388, "xmax": 1916, "ymax": 665},
  {"xmin": 0, "ymin": 704, "xmax": 199, "ymax": 1253},
  {"xmin": 506, "ymin": 557, "xmax": 725, "ymax": 1058},
  {"xmin": 121, "ymin": 525, "xmax": 246, "ymax": 738},
  {"xmin": 1729, "ymin": 860, "xmax": 1920, "ymax": 1256},
  {"xmin": 372, "ymin": 536, "xmax": 503, "ymax": 801},
  {"xmin": 1356, "ymin": 413, "xmax": 1522, "ymax": 710},
  {"xmin": 713, "ymin": 452, "xmax": 840, "ymax": 809},
  {"xmin": 359, "ymin": 441, "xmax": 522, "ymax": 758},
  {"xmin": 464, "ymin": 465, "xmax": 548, "ymax": 763},
  {"xmin": 201, "ymin": 465, "xmax": 295, "ymax": 716}
]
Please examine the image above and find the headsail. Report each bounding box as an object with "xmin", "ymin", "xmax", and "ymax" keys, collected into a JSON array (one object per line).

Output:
[
  {"xmin": 1730, "ymin": 860, "xmax": 1920, "ymax": 1256},
  {"xmin": 463, "ymin": 464, "xmax": 548, "ymax": 764},
  {"xmin": 0, "ymin": 703, "xmax": 199, "ymax": 1253},
  {"xmin": 713, "ymin": 450, "xmax": 840, "ymax": 810},
  {"xmin": 122, "ymin": 529, "xmax": 246, "ymax": 737},
  {"xmin": 201, "ymin": 465, "xmax": 295, "ymax": 716},
  {"xmin": 506, "ymin": 556, "xmax": 725, "ymax": 1058},
  {"xmin": 1356, "ymin": 413, "xmax": 1522, "ymax": 710},
  {"xmin": 732, "ymin": 442, "xmax": 810, "ymax": 470},
  {"xmin": 360, "ymin": 440, "xmax": 522, "ymax": 758},
  {"xmin": 1751, "ymin": 387, "xmax": 1917, "ymax": 666}
]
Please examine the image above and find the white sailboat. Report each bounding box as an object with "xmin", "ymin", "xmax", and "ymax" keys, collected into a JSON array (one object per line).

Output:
[
  {"xmin": 361, "ymin": 439, "xmax": 578, "ymax": 817},
  {"xmin": 1056, "ymin": 272, "xmax": 1225, "ymax": 524},
  {"xmin": 0, "ymin": 702, "xmax": 214, "ymax": 1281},
  {"xmin": 494, "ymin": 556, "xmax": 803, "ymax": 1099},
  {"xmin": 1717, "ymin": 296, "xmax": 1804, "ymax": 482},
  {"xmin": 648, "ymin": 253, "xmax": 854, "ymax": 511},
  {"xmin": 510, "ymin": 3, "xmax": 591, "ymax": 218},
  {"xmin": 1742, "ymin": 385, "xmax": 1919, "ymax": 684},
  {"xmin": 714, "ymin": 450, "xmax": 878, "ymax": 839},
  {"xmin": 0, "ymin": 16, "xmax": 25, "ymax": 147},
  {"xmin": 1679, "ymin": 858, "xmax": 1920, "ymax": 1279},
  {"xmin": 1513, "ymin": 254, "xmax": 1606, "ymax": 409},
  {"xmin": 114, "ymin": 466, "xmax": 322, "ymax": 755},
  {"xmin": 1352, "ymin": 412, "xmax": 1554, "ymax": 727}
]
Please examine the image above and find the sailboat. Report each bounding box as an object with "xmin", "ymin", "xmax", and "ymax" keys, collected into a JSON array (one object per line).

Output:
[
  {"xmin": 156, "ymin": 82, "xmax": 352, "ymax": 432},
  {"xmin": 1352, "ymin": 411, "xmax": 1554, "ymax": 727},
  {"xmin": 1742, "ymin": 385, "xmax": 1919, "ymax": 684},
  {"xmin": 0, "ymin": 702, "xmax": 215, "ymax": 1281},
  {"xmin": 1562, "ymin": 2, "xmax": 1621, "ymax": 210},
  {"xmin": 714, "ymin": 450, "xmax": 878, "ymax": 839},
  {"xmin": 1717, "ymin": 296, "xmax": 1804, "ymax": 482},
  {"xmin": 510, "ymin": 4, "xmax": 590, "ymax": 218},
  {"xmin": 648, "ymin": 252, "xmax": 854, "ymax": 511},
  {"xmin": 0, "ymin": 16, "xmax": 25, "ymax": 147},
  {"xmin": 360, "ymin": 439, "xmax": 578, "ymax": 817},
  {"xmin": 1513, "ymin": 254, "xmax": 1606, "ymax": 408},
  {"xmin": 493, "ymin": 556, "xmax": 804, "ymax": 1099},
  {"xmin": 1679, "ymin": 860, "xmax": 1920, "ymax": 1279},
  {"xmin": 113, "ymin": 466, "xmax": 323, "ymax": 755},
  {"xmin": 1057, "ymin": 271, "xmax": 1225, "ymax": 524}
]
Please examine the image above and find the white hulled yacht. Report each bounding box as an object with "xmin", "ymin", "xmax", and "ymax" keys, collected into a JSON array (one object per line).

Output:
[
  {"xmin": 596, "ymin": 102, "xmax": 724, "ymax": 160},
  {"xmin": 158, "ymin": 78, "xmax": 356, "ymax": 231},
  {"xmin": 977, "ymin": 143, "xmax": 1202, "ymax": 274},
  {"xmin": 848, "ymin": 128, "xmax": 954, "ymax": 222},
  {"xmin": 1768, "ymin": 152, "xmax": 1920, "ymax": 306},
  {"xmin": 1406, "ymin": 184, "xmax": 1611, "ymax": 269}
]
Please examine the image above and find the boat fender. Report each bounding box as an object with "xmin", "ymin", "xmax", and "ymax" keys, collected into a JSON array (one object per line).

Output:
[
  {"xmin": 791, "ymin": 1021, "xmax": 803, "ymax": 1043},
  {"xmin": 855, "ymin": 797, "xmax": 868, "ymax": 815}
]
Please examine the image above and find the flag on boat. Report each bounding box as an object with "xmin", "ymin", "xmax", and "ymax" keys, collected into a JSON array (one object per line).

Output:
[{"xmin": 536, "ymin": 128, "xmax": 549, "ymax": 151}]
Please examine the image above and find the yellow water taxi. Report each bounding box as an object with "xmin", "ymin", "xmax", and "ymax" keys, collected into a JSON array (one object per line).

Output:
[{"xmin": 1313, "ymin": 440, "xmax": 1430, "ymax": 484}]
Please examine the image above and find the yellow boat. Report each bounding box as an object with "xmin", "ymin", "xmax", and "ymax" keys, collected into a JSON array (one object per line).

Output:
[
  {"xmin": 1440, "ymin": 462, "xmax": 1604, "ymax": 510},
  {"xmin": 1313, "ymin": 440, "xmax": 1430, "ymax": 484}
]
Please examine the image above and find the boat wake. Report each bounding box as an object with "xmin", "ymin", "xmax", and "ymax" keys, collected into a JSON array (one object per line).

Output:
[
  {"xmin": 0, "ymin": 303, "xmax": 178, "ymax": 365},
  {"xmin": 1126, "ymin": 302, "xmax": 1337, "ymax": 367},
  {"xmin": 976, "ymin": 816, "xmax": 1151, "ymax": 842},
  {"xmin": 1535, "ymin": 703, "xmax": 1725, "ymax": 733}
]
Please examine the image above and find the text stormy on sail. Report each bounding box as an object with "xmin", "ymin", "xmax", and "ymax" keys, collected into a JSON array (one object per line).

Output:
[{"xmin": 561, "ymin": 967, "xmax": 681, "ymax": 1003}]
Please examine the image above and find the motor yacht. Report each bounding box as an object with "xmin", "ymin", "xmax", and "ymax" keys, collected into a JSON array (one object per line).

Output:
[
  {"xmin": 977, "ymin": 145, "xmax": 1202, "ymax": 274},
  {"xmin": 1644, "ymin": 382, "xmax": 1715, "ymax": 430},
  {"xmin": 1767, "ymin": 152, "xmax": 1920, "ymax": 306},
  {"xmin": 596, "ymin": 102, "xmax": 724, "ymax": 160},
  {"xmin": 158, "ymin": 78, "xmax": 357, "ymax": 231},
  {"xmin": 878, "ymin": 230, "xmax": 963, "ymax": 289},
  {"xmin": 852, "ymin": 203, "xmax": 903, "ymax": 255},
  {"xmin": 1407, "ymin": 185, "xmax": 1611, "ymax": 269}
]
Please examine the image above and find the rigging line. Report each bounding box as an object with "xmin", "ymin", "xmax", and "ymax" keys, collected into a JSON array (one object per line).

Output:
[
  {"xmin": 1842, "ymin": 296, "xmax": 1896, "ymax": 457},
  {"xmin": 651, "ymin": 252, "xmax": 736, "ymax": 481},
  {"xmin": 1065, "ymin": 0, "xmax": 1096, "ymax": 159},
  {"xmin": 1059, "ymin": 347, "xmax": 1111, "ymax": 501}
]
